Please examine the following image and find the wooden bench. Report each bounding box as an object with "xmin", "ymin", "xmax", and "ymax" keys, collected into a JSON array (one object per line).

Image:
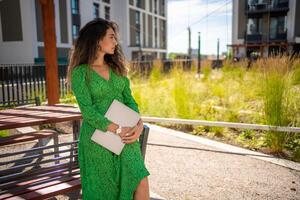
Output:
[
  {"xmin": 0, "ymin": 130, "xmax": 57, "ymax": 146},
  {"xmin": 0, "ymin": 126, "xmax": 150, "ymax": 200}
]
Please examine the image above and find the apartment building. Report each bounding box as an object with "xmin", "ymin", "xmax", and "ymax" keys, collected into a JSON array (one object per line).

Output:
[
  {"xmin": 230, "ymin": 0, "xmax": 300, "ymax": 58},
  {"xmin": 113, "ymin": 0, "xmax": 167, "ymax": 60},
  {"xmin": 0, "ymin": 0, "xmax": 167, "ymax": 64}
]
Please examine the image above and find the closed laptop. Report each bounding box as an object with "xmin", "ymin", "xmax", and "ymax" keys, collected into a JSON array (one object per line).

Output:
[{"xmin": 91, "ymin": 99, "xmax": 140, "ymax": 155}]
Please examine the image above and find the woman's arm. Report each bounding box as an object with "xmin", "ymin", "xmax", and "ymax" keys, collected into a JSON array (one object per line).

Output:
[
  {"xmin": 122, "ymin": 77, "xmax": 140, "ymax": 113},
  {"xmin": 71, "ymin": 67, "xmax": 113, "ymax": 132},
  {"xmin": 121, "ymin": 77, "xmax": 144, "ymax": 143}
]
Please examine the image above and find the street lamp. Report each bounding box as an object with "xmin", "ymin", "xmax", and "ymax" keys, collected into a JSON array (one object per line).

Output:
[{"xmin": 197, "ymin": 32, "xmax": 201, "ymax": 75}]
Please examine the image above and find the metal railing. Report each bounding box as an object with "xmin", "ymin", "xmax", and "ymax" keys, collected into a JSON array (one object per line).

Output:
[
  {"xmin": 245, "ymin": 31, "xmax": 287, "ymax": 43},
  {"xmin": 142, "ymin": 117, "xmax": 300, "ymax": 133}
]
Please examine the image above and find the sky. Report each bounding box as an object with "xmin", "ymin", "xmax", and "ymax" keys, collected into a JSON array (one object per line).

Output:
[{"xmin": 167, "ymin": 0, "xmax": 232, "ymax": 55}]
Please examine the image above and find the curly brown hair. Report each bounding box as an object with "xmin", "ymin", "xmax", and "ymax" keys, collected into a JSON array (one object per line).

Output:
[{"xmin": 67, "ymin": 18, "xmax": 128, "ymax": 84}]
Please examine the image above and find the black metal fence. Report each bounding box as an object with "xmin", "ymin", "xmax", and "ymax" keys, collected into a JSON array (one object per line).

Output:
[
  {"xmin": 0, "ymin": 59, "xmax": 193, "ymax": 107},
  {"xmin": 0, "ymin": 64, "xmax": 69, "ymax": 107}
]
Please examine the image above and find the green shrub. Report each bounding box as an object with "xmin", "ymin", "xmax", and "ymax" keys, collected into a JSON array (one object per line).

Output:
[{"xmin": 259, "ymin": 57, "xmax": 293, "ymax": 153}]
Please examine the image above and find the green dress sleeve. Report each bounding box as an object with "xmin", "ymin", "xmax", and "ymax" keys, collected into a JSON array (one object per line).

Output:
[
  {"xmin": 71, "ymin": 67, "xmax": 112, "ymax": 132},
  {"xmin": 123, "ymin": 77, "xmax": 140, "ymax": 114}
]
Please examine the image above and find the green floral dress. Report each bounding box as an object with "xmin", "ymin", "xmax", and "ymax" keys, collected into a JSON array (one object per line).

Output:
[{"xmin": 71, "ymin": 64, "xmax": 150, "ymax": 200}]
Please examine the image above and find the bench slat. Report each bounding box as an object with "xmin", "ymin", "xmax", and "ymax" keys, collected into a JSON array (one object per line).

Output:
[
  {"xmin": 0, "ymin": 154, "xmax": 77, "ymax": 177},
  {"xmin": 1, "ymin": 164, "xmax": 79, "ymax": 190},
  {"xmin": 6, "ymin": 177, "xmax": 81, "ymax": 200},
  {"xmin": 0, "ymin": 130, "xmax": 57, "ymax": 146},
  {"xmin": 0, "ymin": 141, "xmax": 78, "ymax": 159},
  {"xmin": 0, "ymin": 147, "xmax": 77, "ymax": 166},
  {"xmin": 0, "ymin": 169, "xmax": 80, "ymax": 200}
]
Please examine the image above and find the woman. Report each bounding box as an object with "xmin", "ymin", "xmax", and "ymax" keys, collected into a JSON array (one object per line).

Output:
[{"xmin": 67, "ymin": 18, "xmax": 150, "ymax": 200}]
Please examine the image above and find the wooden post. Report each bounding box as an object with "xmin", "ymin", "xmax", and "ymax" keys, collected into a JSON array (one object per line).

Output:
[
  {"xmin": 39, "ymin": 0, "xmax": 59, "ymax": 105},
  {"xmin": 260, "ymin": 45, "xmax": 264, "ymax": 57}
]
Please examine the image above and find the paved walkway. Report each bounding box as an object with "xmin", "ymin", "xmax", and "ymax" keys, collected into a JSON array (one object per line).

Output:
[
  {"xmin": 3, "ymin": 124, "xmax": 299, "ymax": 199},
  {"xmin": 145, "ymin": 124, "xmax": 300, "ymax": 200}
]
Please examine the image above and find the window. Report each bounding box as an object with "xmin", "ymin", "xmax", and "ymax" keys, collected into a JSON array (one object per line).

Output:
[
  {"xmin": 149, "ymin": 0, "xmax": 152, "ymax": 12},
  {"xmin": 161, "ymin": 0, "xmax": 165, "ymax": 16},
  {"xmin": 154, "ymin": 17, "xmax": 158, "ymax": 47},
  {"xmin": 271, "ymin": 0, "xmax": 289, "ymax": 8},
  {"xmin": 1, "ymin": 0, "xmax": 23, "ymax": 41},
  {"xmin": 160, "ymin": 20, "xmax": 166, "ymax": 48},
  {"xmin": 102, "ymin": 0, "xmax": 110, "ymax": 3},
  {"xmin": 136, "ymin": 0, "xmax": 141, "ymax": 8},
  {"xmin": 247, "ymin": 0, "xmax": 267, "ymax": 5},
  {"xmin": 154, "ymin": 0, "xmax": 157, "ymax": 14},
  {"xmin": 270, "ymin": 16, "xmax": 287, "ymax": 39},
  {"xmin": 93, "ymin": 3, "xmax": 99, "ymax": 19},
  {"xmin": 71, "ymin": 0, "xmax": 79, "ymax": 14},
  {"xmin": 135, "ymin": 34, "xmax": 140, "ymax": 46},
  {"xmin": 258, "ymin": 0, "xmax": 268, "ymax": 4},
  {"xmin": 247, "ymin": 18, "xmax": 262, "ymax": 35},
  {"xmin": 135, "ymin": 11, "xmax": 140, "ymax": 25},
  {"xmin": 248, "ymin": 0, "xmax": 258, "ymax": 10},
  {"xmin": 248, "ymin": 0, "xmax": 257, "ymax": 5},
  {"xmin": 104, "ymin": 6, "xmax": 110, "ymax": 20},
  {"xmin": 135, "ymin": 11, "xmax": 141, "ymax": 46},
  {"xmin": 72, "ymin": 24, "xmax": 80, "ymax": 39},
  {"xmin": 248, "ymin": 0, "xmax": 269, "ymax": 10}
]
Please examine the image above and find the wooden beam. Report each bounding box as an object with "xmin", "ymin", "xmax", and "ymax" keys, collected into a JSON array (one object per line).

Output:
[{"xmin": 39, "ymin": 0, "xmax": 59, "ymax": 105}]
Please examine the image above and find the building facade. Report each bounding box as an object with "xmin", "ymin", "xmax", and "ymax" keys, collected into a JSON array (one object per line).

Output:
[
  {"xmin": 230, "ymin": 0, "xmax": 300, "ymax": 59},
  {"xmin": 0, "ymin": 0, "xmax": 167, "ymax": 64}
]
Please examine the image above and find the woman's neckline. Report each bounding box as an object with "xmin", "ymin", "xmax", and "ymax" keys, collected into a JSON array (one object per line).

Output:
[{"xmin": 89, "ymin": 65, "xmax": 112, "ymax": 82}]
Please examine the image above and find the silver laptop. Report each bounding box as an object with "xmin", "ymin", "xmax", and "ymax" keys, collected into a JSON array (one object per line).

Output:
[{"xmin": 91, "ymin": 99, "xmax": 141, "ymax": 155}]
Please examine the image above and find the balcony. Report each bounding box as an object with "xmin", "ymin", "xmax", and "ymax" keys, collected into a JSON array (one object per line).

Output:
[
  {"xmin": 269, "ymin": 33, "xmax": 287, "ymax": 41},
  {"xmin": 246, "ymin": 0, "xmax": 289, "ymax": 14},
  {"xmin": 245, "ymin": 32, "xmax": 287, "ymax": 43},
  {"xmin": 246, "ymin": 34, "xmax": 262, "ymax": 42}
]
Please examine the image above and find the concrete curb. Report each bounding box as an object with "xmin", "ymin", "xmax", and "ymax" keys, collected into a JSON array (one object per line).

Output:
[{"xmin": 146, "ymin": 123, "xmax": 300, "ymax": 172}]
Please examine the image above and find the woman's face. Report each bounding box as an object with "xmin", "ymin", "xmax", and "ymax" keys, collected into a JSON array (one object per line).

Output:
[{"xmin": 98, "ymin": 27, "xmax": 118, "ymax": 55}]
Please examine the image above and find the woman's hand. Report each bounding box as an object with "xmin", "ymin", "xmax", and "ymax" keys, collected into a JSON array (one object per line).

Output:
[
  {"xmin": 120, "ymin": 119, "xmax": 143, "ymax": 144},
  {"xmin": 107, "ymin": 123, "xmax": 135, "ymax": 137},
  {"xmin": 118, "ymin": 127, "xmax": 135, "ymax": 138}
]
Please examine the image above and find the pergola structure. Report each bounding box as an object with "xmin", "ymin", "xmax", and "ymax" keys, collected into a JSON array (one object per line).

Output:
[{"xmin": 39, "ymin": 0, "xmax": 59, "ymax": 105}]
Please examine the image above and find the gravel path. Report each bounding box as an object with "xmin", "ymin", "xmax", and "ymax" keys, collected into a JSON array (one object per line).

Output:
[{"xmin": 145, "ymin": 125, "xmax": 300, "ymax": 200}]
